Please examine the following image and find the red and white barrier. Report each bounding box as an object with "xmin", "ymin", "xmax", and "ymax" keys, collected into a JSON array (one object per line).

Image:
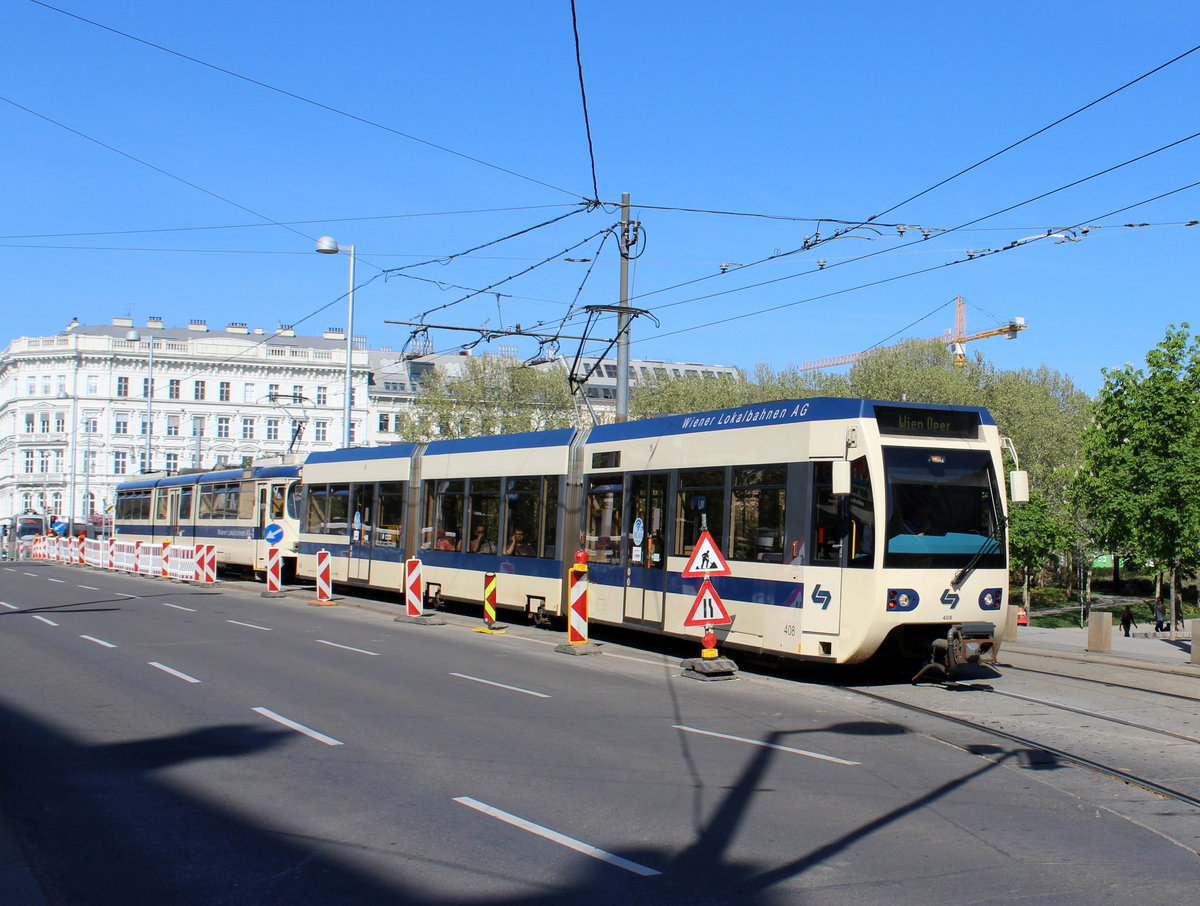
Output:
[
  {"xmin": 405, "ymin": 558, "xmax": 423, "ymax": 616},
  {"xmin": 265, "ymin": 547, "xmax": 282, "ymax": 594},
  {"xmin": 568, "ymin": 562, "xmax": 589, "ymax": 645},
  {"xmin": 314, "ymin": 550, "xmax": 332, "ymax": 602},
  {"xmin": 165, "ymin": 545, "xmax": 199, "ymax": 582}
]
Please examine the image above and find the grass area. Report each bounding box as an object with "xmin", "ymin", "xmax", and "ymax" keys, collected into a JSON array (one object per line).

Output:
[{"xmin": 1018, "ymin": 596, "xmax": 1200, "ymax": 629}]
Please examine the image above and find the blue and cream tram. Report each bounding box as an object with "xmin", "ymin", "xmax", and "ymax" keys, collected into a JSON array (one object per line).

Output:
[
  {"xmin": 114, "ymin": 460, "xmax": 302, "ymax": 575},
  {"xmin": 290, "ymin": 398, "xmax": 1025, "ymax": 670}
]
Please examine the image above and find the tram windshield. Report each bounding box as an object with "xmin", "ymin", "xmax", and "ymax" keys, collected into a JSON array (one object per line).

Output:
[{"xmin": 882, "ymin": 447, "xmax": 1004, "ymax": 569}]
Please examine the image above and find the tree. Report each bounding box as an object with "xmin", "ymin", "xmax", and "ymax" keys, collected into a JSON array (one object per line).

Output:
[
  {"xmin": 1008, "ymin": 493, "xmax": 1073, "ymax": 609},
  {"xmin": 393, "ymin": 356, "xmax": 578, "ymax": 441},
  {"xmin": 1076, "ymin": 325, "xmax": 1200, "ymax": 630}
]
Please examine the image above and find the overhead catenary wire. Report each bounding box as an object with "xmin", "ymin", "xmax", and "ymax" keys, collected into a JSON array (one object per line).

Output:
[
  {"xmin": 26, "ymin": 0, "xmax": 588, "ymax": 201},
  {"xmin": 569, "ymin": 0, "xmax": 601, "ymax": 205}
]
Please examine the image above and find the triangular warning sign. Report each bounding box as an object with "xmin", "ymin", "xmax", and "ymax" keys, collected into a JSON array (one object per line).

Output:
[
  {"xmin": 684, "ymin": 578, "xmax": 732, "ymax": 626},
  {"xmin": 681, "ymin": 531, "xmax": 731, "ymax": 577}
]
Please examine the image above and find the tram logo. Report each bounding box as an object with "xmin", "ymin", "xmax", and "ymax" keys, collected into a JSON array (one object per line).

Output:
[
  {"xmin": 940, "ymin": 589, "xmax": 960, "ymax": 609},
  {"xmin": 811, "ymin": 584, "xmax": 832, "ymax": 609}
]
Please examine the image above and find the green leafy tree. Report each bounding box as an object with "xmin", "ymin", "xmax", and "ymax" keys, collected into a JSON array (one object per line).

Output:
[
  {"xmin": 393, "ymin": 356, "xmax": 578, "ymax": 441},
  {"xmin": 1076, "ymin": 325, "xmax": 1200, "ymax": 627},
  {"xmin": 1008, "ymin": 493, "xmax": 1073, "ymax": 609}
]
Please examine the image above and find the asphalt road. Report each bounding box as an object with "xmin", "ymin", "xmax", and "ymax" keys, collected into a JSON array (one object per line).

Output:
[{"xmin": 1, "ymin": 562, "xmax": 1197, "ymax": 904}]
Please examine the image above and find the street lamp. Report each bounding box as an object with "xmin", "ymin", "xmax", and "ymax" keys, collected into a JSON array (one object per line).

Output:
[
  {"xmin": 316, "ymin": 236, "xmax": 356, "ymax": 448},
  {"xmin": 126, "ymin": 329, "xmax": 154, "ymax": 472}
]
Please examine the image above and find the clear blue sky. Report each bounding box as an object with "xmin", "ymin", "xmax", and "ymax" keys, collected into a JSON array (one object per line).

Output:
[{"xmin": 4, "ymin": 1, "xmax": 1198, "ymax": 393}]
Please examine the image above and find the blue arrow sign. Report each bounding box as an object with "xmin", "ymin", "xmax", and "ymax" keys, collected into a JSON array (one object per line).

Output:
[{"xmin": 264, "ymin": 523, "xmax": 285, "ymax": 544}]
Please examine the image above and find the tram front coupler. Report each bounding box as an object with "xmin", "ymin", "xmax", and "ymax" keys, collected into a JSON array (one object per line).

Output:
[{"xmin": 912, "ymin": 622, "xmax": 996, "ymax": 683}]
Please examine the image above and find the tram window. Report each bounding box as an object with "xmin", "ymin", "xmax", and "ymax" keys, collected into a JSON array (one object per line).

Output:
[
  {"xmin": 305, "ymin": 485, "xmax": 330, "ymax": 534},
  {"xmin": 847, "ymin": 457, "xmax": 875, "ymax": 568},
  {"xmin": 503, "ymin": 478, "xmax": 540, "ymax": 558},
  {"xmin": 326, "ymin": 483, "xmax": 350, "ymax": 536},
  {"xmin": 198, "ymin": 486, "xmax": 217, "ymax": 519},
  {"xmin": 467, "ymin": 479, "xmax": 501, "ymax": 554},
  {"xmin": 285, "ymin": 483, "xmax": 301, "ymax": 521},
  {"xmin": 731, "ymin": 466, "xmax": 786, "ymax": 562},
  {"xmin": 674, "ymin": 469, "xmax": 726, "ymax": 557},
  {"xmin": 542, "ymin": 477, "xmax": 559, "ymax": 559},
  {"xmin": 238, "ymin": 481, "xmax": 255, "ymax": 520},
  {"xmin": 376, "ymin": 482, "xmax": 405, "ymax": 549},
  {"xmin": 154, "ymin": 491, "xmax": 169, "ymax": 521},
  {"xmin": 811, "ymin": 463, "xmax": 840, "ymax": 564},
  {"xmin": 585, "ymin": 476, "xmax": 623, "ymax": 563},
  {"xmin": 421, "ymin": 479, "xmax": 464, "ymax": 551},
  {"xmin": 179, "ymin": 487, "xmax": 193, "ymax": 520},
  {"xmin": 270, "ymin": 485, "xmax": 287, "ymax": 520}
]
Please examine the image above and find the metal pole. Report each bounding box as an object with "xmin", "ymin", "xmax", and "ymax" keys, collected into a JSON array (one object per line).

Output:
[
  {"xmin": 344, "ymin": 245, "xmax": 356, "ymax": 448},
  {"xmin": 145, "ymin": 339, "xmax": 154, "ymax": 472},
  {"xmin": 615, "ymin": 193, "xmax": 631, "ymax": 423},
  {"xmin": 68, "ymin": 380, "xmax": 78, "ymax": 531}
]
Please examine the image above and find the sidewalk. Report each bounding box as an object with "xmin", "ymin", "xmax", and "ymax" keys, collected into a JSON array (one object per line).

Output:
[{"xmin": 1004, "ymin": 624, "xmax": 1198, "ymax": 675}]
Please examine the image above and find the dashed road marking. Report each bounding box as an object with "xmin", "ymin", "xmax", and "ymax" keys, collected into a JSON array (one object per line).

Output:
[
  {"xmin": 148, "ymin": 662, "xmax": 202, "ymax": 684},
  {"xmin": 32, "ymin": 615, "xmax": 59, "ymax": 627},
  {"xmin": 316, "ymin": 639, "xmax": 380, "ymax": 656},
  {"xmin": 162, "ymin": 602, "xmax": 197, "ymax": 612},
  {"xmin": 227, "ymin": 619, "xmax": 271, "ymax": 631},
  {"xmin": 252, "ymin": 707, "xmax": 343, "ymax": 746},
  {"xmin": 450, "ymin": 672, "xmax": 550, "ymax": 699},
  {"xmin": 672, "ymin": 725, "xmax": 860, "ymax": 765},
  {"xmin": 81, "ymin": 635, "xmax": 117, "ymax": 648}
]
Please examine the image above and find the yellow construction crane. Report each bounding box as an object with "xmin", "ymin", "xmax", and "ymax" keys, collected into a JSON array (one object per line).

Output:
[{"xmin": 797, "ymin": 296, "xmax": 1027, "ymax": 372}]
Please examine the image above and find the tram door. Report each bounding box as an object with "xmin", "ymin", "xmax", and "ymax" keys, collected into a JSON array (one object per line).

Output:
[
  {"xmin": 348, "ymin": 483, "xmax": 373, "ymax": 583},
  {"xmin": 166, "ymin": 488, "xmax": 182, "ymax": 540},
  {"xmin": 623, "ymin": 473, "xmax": 668, "ymax": 625},
  {"xmin": 254, "ymin": 485, "xmax": 271, "ymax": 571}
]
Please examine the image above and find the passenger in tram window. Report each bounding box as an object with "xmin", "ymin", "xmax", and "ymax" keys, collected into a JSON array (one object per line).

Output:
[
  {"xmin": 505, "ymin": 528, "xmax": 534, "ymax": 557},
  {"xmin": 436, "ymin": 529, "xmax": 456, "ymax": 551},
  {"xmin": 469, "ymin": 523, "xmax": 495, "ymax": 554}
]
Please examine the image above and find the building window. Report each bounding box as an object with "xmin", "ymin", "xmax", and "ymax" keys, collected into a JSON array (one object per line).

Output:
[
  {"xmin": 113, "ymin": 451, "xmax": 127, "ymax": 475},
  {"xmin": 243, "ymin": 383, "xmax": 255, "ymax": 403},
  {"xmin": 23, "ymin": 450, "xmax": 34, "ymax": 473},
  {"xmin": 192, "ymin": 416, "xmax": 205, "ymax": 437},
  {"xmin": 169, "ymin": 379, "xmax": 181, "ymax": 399},
  {"xmin": 141, "ymin": 418, "xmax": 150, "ymax": 436},
  {"xmin": 314, "ymin": 420, "xmax": 328, "ymax": 442},
  {"xmin": 139, "ymin": 452, "xmax": 148, "ymax": 473},
  {"xmin": 25, "ymin": 377, "xmax": 36, "ymax": 396},
  {"xmin": 217, "ymin": 416, "xmax": 230, "ymax": 438},
  {"xmin": 292, "ymin": 384, "xmax": 303, "ymax": 402},
  {"xmin": 39, "ymin": 413, "xmax": 50, "ymax": 433},
  {"xmin": 83, "ymin": 417, "xmax": 98, "ymax": 434},
  {"xmin": 116, "ymin": 376, "xmax": 129, "ymax": 397},
  {"xmin": 241, "ymin": 418, "xmax": 254, "ymax": 439},
  {"xmin": 349, "ymin": 421, "xmax": 357, "ymax": 444},
  {"xmin": 55, "ymin": 412, "xmax": 65, "ymax": 432},
  {"xmin": 83, "ymin": 450, "xmax": 96, "ymax": 474},
  {"xmin": 86, "ymin": 375, "xmax": 99, "ymax": 394},
  {"xmin": 219, "ymin": 382, "xmax": 231, "ymax": 402},
  {"xmin": 24, "ymin": 413, "xmax": 34, "ymax": 432},
  {"xmin": 143, "ymin": 378, "xmax": 152, "ymax": 398},
  {"xmin": 114, "ymin": 417, "xmax": 129, "ymax": 435},
  {"xmin": 38, "ymin": 451, "xmax": 50, "ymax": 473},
  {"xmin": 194, "ymin": 380, "xmax": 206, "ymax": 400},
  {"xmin": 166, "ymin": 453, "xmax": 179, "ymax": 472},
  {"xmin": 268, "ymin": 383, "xmax": 280, "ymax": 401},
  {"xmin": 316, "ymin": 386, "xmax": 327, "ymax": 406},
  {"xmin": 41, "ymin": 376, "xmax": 51, "ymax": 395},
  {"xmin": 379, "ymin": 413, "xmax": 390, "ymax": 432},
  {"xmin": 266, "ymin": 419, "xmax": 279, "ymax": 441},
  {"xmin": 53, "ymin": 450, "xmax": 63, "ymax": 472},
  {"xmin": 166, "ymin": 415, "xmax": 180, "ymax": 436}
]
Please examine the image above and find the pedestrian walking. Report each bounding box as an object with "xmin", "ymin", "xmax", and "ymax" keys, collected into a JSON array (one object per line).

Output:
[
  {"xmin": 1153, "ymin": 601, "xmax": 1165, "ymax": 633},
  {"xmin": 1120, "ymin": 605, "xmax": 1137, "ymax": 638}
]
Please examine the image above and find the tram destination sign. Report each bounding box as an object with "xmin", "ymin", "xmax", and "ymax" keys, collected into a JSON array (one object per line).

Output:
[{"xmin": 874, "ymin": 406, "xmax": 980, "ymax": 439}]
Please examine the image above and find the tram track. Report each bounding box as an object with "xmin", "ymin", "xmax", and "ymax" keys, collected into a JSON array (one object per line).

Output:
[
  {"xmin": 1001, "ymin": 662, "xmax": 1200, "ymax": 705},
  {"xmin": 846, "ymin": 686, "xmax": 1200, "ymax": 812}
]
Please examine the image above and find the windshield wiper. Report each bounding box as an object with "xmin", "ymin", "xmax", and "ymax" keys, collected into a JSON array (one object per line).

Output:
[{"xmin": 950, "ymin": 515, "xmax": 1007, "ymax": 589}]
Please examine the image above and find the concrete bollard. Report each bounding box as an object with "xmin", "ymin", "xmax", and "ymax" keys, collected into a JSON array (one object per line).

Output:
[
  {"xmin": 1001, "ymin": 604, "xmax": 1019, "ymax": 642},
  {"xmin": 1087, "ymin": 612, "xmax": 1113, "ymax": 653},
  {"xmin": 1188, "ymin": 619, "xmax": 1200, "ymax": 666}
]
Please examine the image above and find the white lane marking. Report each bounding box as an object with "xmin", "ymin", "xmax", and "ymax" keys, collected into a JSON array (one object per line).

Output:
[
  {"xmin": 148, "ymin": 662, "xmax": 202, "ymax": 684},
  {"xmin": 252, "ymin": 707, "xmax": 343, "ymax": 746},
  {"xmin": 0, "ymin": 601, "xmax": 18, "ymax": 610},
  {"xmin": 450, "ymin": 672, "xmax": 550, "ymax": 699},
  {"xmin": 227, "ymin": 619, "xmax": 271, "ymax": 631},
  {"xmin": 672, "ymin": 725, "xmax": 861, "ymax": 766},
  {"xmin": 78, "ymin": 585, "xmax": 99, "ymax": 590},
  {"xmin": 453, "ymin": 797, "xmax": 661, "ymax": 877},
  {"xmin": 162, "ymin": 602, "xmax": 197, "ymax": 612},
  {"xmin": 316, "ymin": 639, "xmax": 379, "ymax": 656},
  {"xmin": 114, "ymin": 593, "xmax": 139, "ymax": 599},
  {"xmin": 81, "ymin": 635, "xmax": 117, "ymax": 648},
  {"xmin": 24, "ymin": 572, "xmax": 38, "ymax": 577},
  {"xmin": 46, "ymin": 578, "xmax": 65, "ymax": 584},
  {"xmin": 32, "ymin": 615, "xmax": 60, "ymax": 627},
  {"xmin": 3, "ymin": 567, "xmax": 14, "ymax": 571}
]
